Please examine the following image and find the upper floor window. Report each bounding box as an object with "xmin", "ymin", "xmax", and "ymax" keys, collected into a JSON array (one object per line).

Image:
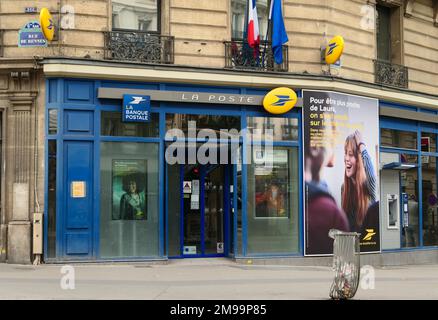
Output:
[
  {"xmin": 376, "ymin": 5, "xmax": 391, "ymax": 62},
  {"xmin": 112, "ymin": 0, "xmax": 160, "ymax": 32},
  {"xmin": 375, "ymin": 2, "xmax": 407, "ymax": 88},
  {"xmin": 376, "ymin": 2, "xmax": 403, "ymax": 65},
  {"xmin": 231, "ymin": 0, "xmax": 270, "ymax": 40}
]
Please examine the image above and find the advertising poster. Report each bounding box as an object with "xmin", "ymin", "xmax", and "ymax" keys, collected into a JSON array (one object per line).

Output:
[
  {"xmin": 112, "ymin": 160, "xmax": 147, "ymax": 220},
  {"xmin": 303, "ymin": 90, "xmax": 380, "ymax": 255}
]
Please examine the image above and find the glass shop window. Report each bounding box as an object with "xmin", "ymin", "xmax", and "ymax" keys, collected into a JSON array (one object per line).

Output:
[
  {"xmin": 101, "ymin": 111, "xmax": 159, "ymax": 137},
  {"xmin": 380, "ymin": 128, "xmax": 417, "ymax": 150}
]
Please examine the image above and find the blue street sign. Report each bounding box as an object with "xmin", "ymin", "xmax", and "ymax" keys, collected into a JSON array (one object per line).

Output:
[
  {"xmin": 18, "ymin": 21, "xmax": 47, "ymax": 47},
  {"xmin": 122, "ymin": 94, "xmax": 151, "ymax": 123}
]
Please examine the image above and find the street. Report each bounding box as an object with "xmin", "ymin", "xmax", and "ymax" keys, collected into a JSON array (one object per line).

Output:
[{"xmin": 0, "ymin": 259, "xmax": 437, "ymax": 300}]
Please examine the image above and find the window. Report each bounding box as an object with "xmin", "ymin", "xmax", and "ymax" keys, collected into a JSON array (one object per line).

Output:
[
  {"xmin": 166, "ymin": 114, "xmax": 241, "ymax": 137},
  {"xmin": 112, "ymin": 0, "xmax": 160, "ymax": 32},
  {"xmin": 422, "ymin": 157, "xmax": 438, "ymax": 246},
  {"xmin": 380, "ymin": 128, "xmax": 417, "ymax": 150},
  {"xmin": 47, "ymin": 140, "xmax": 57, "ymax": 258},
  {"xmin": 100, "ymin": 142, "xmax": 160, "ymax": 258},
  {"xmin": 247, "ymin": 146, "xmax": 299, "ymax": 254},
  {"xmin": 231, "ymin": 0, "xmax": 270, "ymax": 40},
  {"xmin": 376, "ymin": 2, "xmax": 403, "ymax": 65},
  {"xmin": 101, "ymin": 111, "xmax": 159, "ymax": 137},
  {"xmin": 376, "ymin": 5, "xmax": 391, "ymax": 62},
  {"xmin": 48, "ymin": 109, "xmax": 58, "ymax": 135},
  {"xmin": 421, "ymin": 133, "xmax": 437, "ymax": 153},
  {"xmin": 247, "ymin": 117, "xmax": 299, "ymax": 141}
]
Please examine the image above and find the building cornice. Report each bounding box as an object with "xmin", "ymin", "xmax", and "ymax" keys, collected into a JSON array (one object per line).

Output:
[
  {"xmin": 41, "ymin": 58, "xmax": 438, "ymax": 110},
  {"xmin": 0, "ymin": 58, "xmax": 41, "ymax": 71}
]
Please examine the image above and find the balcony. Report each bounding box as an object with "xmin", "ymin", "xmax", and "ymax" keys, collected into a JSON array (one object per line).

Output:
[
  {"xmin": 374, "ymin": 60, "xmax": 408, "ymax": 88},
  {"xmin": 104, "ymin": 31, "xmax": 174, "ymax": 64},
  {"xmin": 224, "ymin": 40, "xmax": 288, "ymax": 72}
]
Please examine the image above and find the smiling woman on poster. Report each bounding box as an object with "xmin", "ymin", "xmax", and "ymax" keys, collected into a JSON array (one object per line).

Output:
[{"xmin": 342, "ymin": 130, "xmax": 378, "ymax": 233}]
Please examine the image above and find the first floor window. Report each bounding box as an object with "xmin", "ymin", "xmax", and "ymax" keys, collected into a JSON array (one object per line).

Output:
[
  {"xmin": 231, "ymin": 0, "xmax": 270, "ymax": 41},
  {"xmin": 112, "ymin": 0, "xmax": 160, "ymax": 32}
]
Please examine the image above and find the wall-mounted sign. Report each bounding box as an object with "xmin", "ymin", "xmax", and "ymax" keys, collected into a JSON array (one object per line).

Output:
[
  {"xmin": 263, "ymin": 87, "xmax": 297, "ymax": 114},
  {"xmin": 122, "ymin": 94, "xmax": 151, "ymax": 123},
  {"xmin": 18, "ymin": 21, "xmax": 47, "ymax": 47},
  {"xmin": 184, "ymin": 246, "xmax": 197, "ymax": 255},
  {"xmin": 192, "ymin": 180, "xmax": 200, "ymax": 195},
  {"xmin": 421, "ymin": 136, "xmax": 430, "ymax": 152},
  {"xmin": 25, "ymin": 7, "xmax": 38, "ymax": 13},
  {"xmin": 190, "ymin": 194, "xmax": 199, "ymax": 210},
  {"xmin": 183, "ymin": 181, "xmax": 192, "ymax": 194},
  {"xmin": 40, "ymin": 8, "xmax": 55, "ymax": 41},
  {"xmin": 71, "ymin": 181, "xmax": 86, "ymax": 198},
  {"xmin": 325, "ymin": 35, "xmax": 345, "ymax": 65}
]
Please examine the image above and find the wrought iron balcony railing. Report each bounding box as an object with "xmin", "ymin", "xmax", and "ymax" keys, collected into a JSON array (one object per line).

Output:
[
  {"xmin": 224, "ymin": 40, "xmax": 288, "ymax": 72},
  {"xmin": 374, "ymin": 60, "xmax": 408, "ymax": 88},
  {"xmin": 104, "ymin": 31, "xmax": 174, "ymax": 64}
]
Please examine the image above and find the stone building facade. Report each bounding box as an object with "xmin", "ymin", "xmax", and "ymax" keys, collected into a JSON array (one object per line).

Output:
[{"xmin": 0, "ymin": 0, "xmax": 437, "ymax": 264}]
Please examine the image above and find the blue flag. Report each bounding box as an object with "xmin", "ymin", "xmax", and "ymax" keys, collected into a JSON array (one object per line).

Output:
[{"xmin": 269, "ymin": 0, "xmax": 288, "ymax": 64}]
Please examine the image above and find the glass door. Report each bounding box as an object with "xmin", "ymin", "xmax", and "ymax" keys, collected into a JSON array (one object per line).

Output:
[
  {"xmin": 181, "ymin": 164, "xmax": 228, "ymax": 257},
  {"xmin": 182, "ymin": 164, "xmax": 203, "ymax": 256}
]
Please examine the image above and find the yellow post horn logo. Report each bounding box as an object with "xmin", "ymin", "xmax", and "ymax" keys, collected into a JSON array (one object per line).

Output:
[
  {"xmin": 325, "ymin": 35, "xmax": 344, "ymax": 65},
  {"xmin": 40, "ymin": 8, "xmax": 55, "ymax": 41},
  {"xmin": 363, "ymin": 229, "xmax": 376, "ymax": 241},
  {"xmin": 263, "ymin": 87, "xmax": 297, "ymax": 115}
]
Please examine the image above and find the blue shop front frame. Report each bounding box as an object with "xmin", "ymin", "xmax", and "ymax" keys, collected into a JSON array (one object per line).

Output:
[
  {"xmin": 44, "ymin": 78, "xmax": 304, "ymax": 262},
  {"xmin": 380, "ymin": 108, "xmax": 438, "ymax": 251}
]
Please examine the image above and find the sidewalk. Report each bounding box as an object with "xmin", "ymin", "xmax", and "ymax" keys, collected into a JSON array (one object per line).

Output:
[{"xmin": 0, "ymin": 259, "xmax": 437, "ymax": 299}]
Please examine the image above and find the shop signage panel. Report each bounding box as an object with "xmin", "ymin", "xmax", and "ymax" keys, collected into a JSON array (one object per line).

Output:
[
  {"xmin": 263, "ymin": 87, "xmax": 298, "ymax": 114},
  {"xmin": 303, "ymin": 90, "xmax": 380, "ymax": 255},
  {"xmin": 40, "ymin": 8, "xmax": 55, "ymax": 41},
  {"xmin": 325, "ymin": 35, "xmax": 345, "ymax": 65},
  {"xmin": 122, "ymin": 94, "xmax": 151, "ymax": 123},
  {"xmin": 98, "ymin": 87, "xmax": 304, "ymax": 107}
]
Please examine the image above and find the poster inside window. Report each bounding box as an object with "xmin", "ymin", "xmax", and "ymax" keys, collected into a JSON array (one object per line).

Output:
[{"xmin": 112, "ymin": 159, "xmax": 147, "ymax": 220}]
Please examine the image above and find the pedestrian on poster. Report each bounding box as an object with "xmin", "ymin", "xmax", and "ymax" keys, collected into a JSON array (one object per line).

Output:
[{"xmin": 305, "ymin": 116, "xmax": 349, "ymax": 254}]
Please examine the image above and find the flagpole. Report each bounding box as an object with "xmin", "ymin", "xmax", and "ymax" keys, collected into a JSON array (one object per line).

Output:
[
  {"xmin": 262, "ymin": 0, "xmax": 273, "ymax": 67},
  {"xmin": 243, "ymin": 0, "xmax": 250, "ymax": 65},
  {"xmin": 262, "ymin": 15, "xmax": 271, "ymax": 67}
]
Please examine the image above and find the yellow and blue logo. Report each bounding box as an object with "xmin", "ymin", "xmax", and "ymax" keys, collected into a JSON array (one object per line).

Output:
[
  {"xmin": 40, "ymin": 8, "xmax": 54, "ymax": 41},
  {"xmin": 325, "ymin": 35, "xmax": 344, "ymax": 65},
  {"xmin": 263, "ymin": 87, "xmax": 297, "ymax": 115},
  {"xmin": 363, "ymin": 229, "xmax": 376, "ymax": 241}
]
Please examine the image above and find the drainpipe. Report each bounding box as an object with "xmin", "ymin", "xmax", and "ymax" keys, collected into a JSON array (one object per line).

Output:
[{"xmin": 32, "ymin": 69, "xmax": 41, "ymax": 266}]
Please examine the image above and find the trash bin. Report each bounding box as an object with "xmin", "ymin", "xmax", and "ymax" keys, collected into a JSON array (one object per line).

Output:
[{"xmin": 328, "ymin": 229, "xmax": 361, "ymax": 300}]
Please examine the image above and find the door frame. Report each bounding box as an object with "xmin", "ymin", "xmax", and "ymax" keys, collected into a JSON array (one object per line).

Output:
[{"xmin": 175, "ymin": 163, "xmax": 232, "ymax": 258}]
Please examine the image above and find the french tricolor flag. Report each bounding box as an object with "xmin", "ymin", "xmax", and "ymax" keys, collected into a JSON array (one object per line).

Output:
[{"xmin": 247, "ymin": 0, "xmax": 260, "ymax": 48}]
